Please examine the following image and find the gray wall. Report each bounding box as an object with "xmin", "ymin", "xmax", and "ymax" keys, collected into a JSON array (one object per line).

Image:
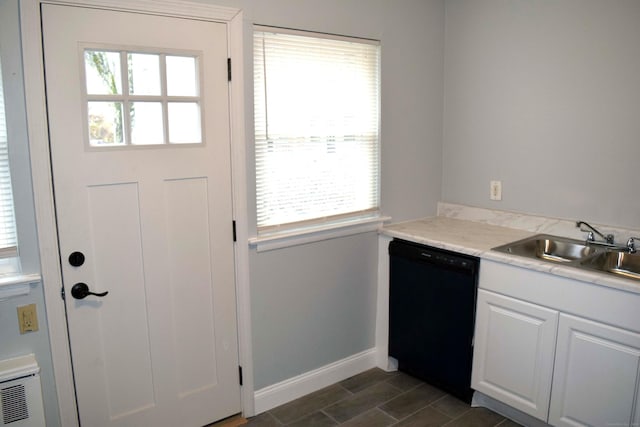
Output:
[
  {"xmin": 204, "ymin": 0, "xmax": 446, "ymax": 389},
  {"xmin": 8, "ymin": 0, "xmax": 444, "ymax": 411},
  {"xmin": 250, "ymin": 234, "xmax": 379, "ymax": 389},
  {"xmin": 15, "ymin": 0, "xmax": 639, "ymax": 415},
  {"xmin": 443, "ymin": 0, "xmax": 640, "ymax": 229},
  {"xmin": 0, "ymin": 1, "xmax": 60, "ymax": 425},
  {"xmin": 0, "ymin": 289, "xmax": 60, "ymax": 427}
]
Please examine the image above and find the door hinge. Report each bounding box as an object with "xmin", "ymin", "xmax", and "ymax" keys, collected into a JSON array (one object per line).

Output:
[
  {"xmin": 227, "ymin": 58, "xmax": 232, "ymax": 82},
  {"xmin": 61, "ymin": 287, "xmax": 65, "ymax": 300},
  {"xmin": 232, "ymin": 220, "xmax": 237, "ymax": 242},
  {"xmin": 238, "ymin": 365, "xmax": 243, "ymax": 386}
]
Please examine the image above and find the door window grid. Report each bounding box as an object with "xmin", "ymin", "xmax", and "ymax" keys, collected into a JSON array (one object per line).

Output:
[{"xmin": 82, "ymin": 48, "xmax": 203, "ymax": 147}]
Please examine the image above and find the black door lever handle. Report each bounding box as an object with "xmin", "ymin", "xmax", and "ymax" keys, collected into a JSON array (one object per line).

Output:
[{"xmin": 71, "ymin": 282, "xmax": 109, "ymax": 299}]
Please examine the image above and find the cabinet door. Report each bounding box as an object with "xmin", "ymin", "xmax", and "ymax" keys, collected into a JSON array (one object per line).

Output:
[
  {"xmin": 472, "ymin": 290, "xmax": 558, "ymax": 420},
  {"xmin": 549, "ymin": 314, "xmax": 640, "ymax": 427}
]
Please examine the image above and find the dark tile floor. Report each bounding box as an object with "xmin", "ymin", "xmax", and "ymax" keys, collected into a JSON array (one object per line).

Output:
[{"xmin": 245, "ymin": 368, "xmax": 522, "ymax": 427}]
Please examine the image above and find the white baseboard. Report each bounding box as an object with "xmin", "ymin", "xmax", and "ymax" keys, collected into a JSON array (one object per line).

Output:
[{"xmin": 253, "ymin": 348, "xmax": 378, "ymax": 415}]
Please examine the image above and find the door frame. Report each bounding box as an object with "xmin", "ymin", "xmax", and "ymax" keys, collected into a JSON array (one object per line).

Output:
[{"xmin": 20, "ymin": 1, "xmax": 253, "ymax": 425}]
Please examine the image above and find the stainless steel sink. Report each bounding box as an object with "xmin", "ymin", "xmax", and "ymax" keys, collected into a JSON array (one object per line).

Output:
[
  {"xmin": 493, "ymin": 234, "xmax": 598, "ymax": 263},
  {"xmin": 493, "ymin": 233, "xmax": 640, "ymax": 282},
  {"xmin": 580, "ymin": 251, "xmax": 640, "ymax": 280}
]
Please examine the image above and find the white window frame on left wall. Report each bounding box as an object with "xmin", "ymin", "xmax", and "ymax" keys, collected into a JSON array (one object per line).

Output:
[{"xmin": 20, "ymin": 1, "xmax": 253, "ymax": 425}]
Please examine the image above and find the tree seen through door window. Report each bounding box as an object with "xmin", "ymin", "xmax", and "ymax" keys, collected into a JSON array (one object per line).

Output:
[{"xmin": 83, "ymin": 49, "xmax": 203, "ymax": 146}]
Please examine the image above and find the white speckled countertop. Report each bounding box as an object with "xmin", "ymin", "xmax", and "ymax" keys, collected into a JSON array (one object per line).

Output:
[{"xmin": 381, "ymin": 203, "xmax": 640, "ymax": 295}]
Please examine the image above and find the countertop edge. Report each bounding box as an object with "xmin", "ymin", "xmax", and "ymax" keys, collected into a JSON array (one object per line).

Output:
[{"xmin": 381, "ymin": 219, "xmax": 640, "ymax": 295}]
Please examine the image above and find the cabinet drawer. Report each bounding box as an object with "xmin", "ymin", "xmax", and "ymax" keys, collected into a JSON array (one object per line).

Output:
[{"xmin": 479, "ymin": 260, "xmax": 640, "ymax": 333}]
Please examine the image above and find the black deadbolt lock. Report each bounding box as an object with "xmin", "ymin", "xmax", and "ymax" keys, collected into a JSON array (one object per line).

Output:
[{"xmin": 68, "ymin": 251, "xmax": 85, "ymax": 267}]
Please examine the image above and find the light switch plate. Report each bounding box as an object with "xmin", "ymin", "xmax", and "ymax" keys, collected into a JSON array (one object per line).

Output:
[
  {"xmin": 490, "ymin": 180, "xmax": 502, "ymax": 201},
  {"xmin": 17, "ymin": 303, "xmax": 39, "ymax": 334}
]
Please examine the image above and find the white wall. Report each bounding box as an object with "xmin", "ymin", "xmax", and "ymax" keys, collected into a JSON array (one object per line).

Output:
[
  {"xmin": 443, "ymin": 0, "xmax": 640, "ymax": 229},
  {"xmin": 201, "ymin": 0, "xmax": 446, "ymax": 389}
]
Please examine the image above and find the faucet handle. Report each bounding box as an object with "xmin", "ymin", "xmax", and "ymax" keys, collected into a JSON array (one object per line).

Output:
[
  {"xmin": 627, "ymin": 237, "xmax": 639, "ymax": 254},
  {"xmin": 576, "ymin": 220, "xmax": 615, "ymax": 244}
]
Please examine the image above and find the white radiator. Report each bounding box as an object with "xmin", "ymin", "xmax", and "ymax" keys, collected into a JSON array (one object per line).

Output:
[{"xmin": 0, "ymin": 354, "xmax": 45, "ymax": 427}]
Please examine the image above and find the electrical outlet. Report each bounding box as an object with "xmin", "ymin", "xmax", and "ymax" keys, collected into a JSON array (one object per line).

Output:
[
  {"xmin": 17, "ymin": 304, "xmax": 39, "ymax": 334},
  {"xmin": 490, "ymin": 180, "xmax": 502, "ymax": 201}
]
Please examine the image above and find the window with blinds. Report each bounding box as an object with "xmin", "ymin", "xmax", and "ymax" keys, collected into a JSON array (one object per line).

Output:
[
  {"xmin": 254, "ymin": 27, "xmax": 380, "ymax": 233},
  {"xmin": 0, "ymin": 58, "xmax": 17, "ymax": 256}
]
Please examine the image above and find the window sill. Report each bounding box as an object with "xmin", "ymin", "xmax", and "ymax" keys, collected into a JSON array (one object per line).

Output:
[
  {"xmin": 0, "ymin": 273, "xmax": 42, "ymax": 301},
  {"xmin": 249, "ymin": 215, "xmax": 391, "ymax": 252}
]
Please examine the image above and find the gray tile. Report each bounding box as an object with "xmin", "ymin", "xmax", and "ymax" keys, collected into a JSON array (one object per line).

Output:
[
  {"xmin": 286, "ymin": 411, "xmax": 337, "ymax": 427},
  {"xmin": 269, "ymin": 384, "xmax": 350, "ymax": 424},
  {"xmin": 385, "ymin": 372, "xmax": 424, "ymax": 391},
  {"xmin": 324, "ymin": 381, "xmax": 401, "ymax": 423},
  {"xmin": 379, "ymin": 383, "xmax": 447, "ymax": 420},
  {"xmin": 431, "ymin": 394, "xmax": 471, "ymax": 418},
  {"xmin": 394, "ymin": 406, "xmax": 452, "ymax": 427},
  {"xmin": 496, "ymin": 419, "xmax": 523, "ymax": 427},
  {"xmin": 339, "ymin": 408, "xmax": 396, "ymax": 427},
  {"xmin": 444, "ymin": 407, "xmax": 505, "ymax": 427},
  {"xmin": 339, "ymin": 368, "xmax": 397, "ymax": 393},
  {"xmin": 245, "ymin": 412, "xmax": 281, "ymax": 426}
]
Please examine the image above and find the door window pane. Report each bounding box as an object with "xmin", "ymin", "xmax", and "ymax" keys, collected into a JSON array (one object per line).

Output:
[
  {"xmin": 83, "ymin": 49, "xmax": 203, "ymax": 147},
  {"xmin": 130, "ymin": 102, "xmax": 164, "ymax": 145},
  {"xmin": 128, "ymin": 53, "xmax": 161, "ymax": 96},
  {"xmin": 168, "ymin": 102, "xmax": 201, "ymax": 143},
  {"xmin": 85, "ymin": 51, "xmax": 122, "ymax": 95},
  {"xmin": 88, "ymin": 102, "xmax": 125, "ymax": 146},
  {"xmin": 166, "ymin": 56, "xmax": 198, "ymax": 96}
]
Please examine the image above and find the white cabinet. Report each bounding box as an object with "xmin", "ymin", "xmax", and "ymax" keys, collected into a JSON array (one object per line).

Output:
[
  {"xmin": 472, "ymin": 289, "xmax": 558, "ymax": 420},
  {"xmin": 549, "ymin": 314, "xmax": 640, "ymax": 427},
  {"xmin": 475, "ymin": 260, "xmax": 640, "ymax": 426}
]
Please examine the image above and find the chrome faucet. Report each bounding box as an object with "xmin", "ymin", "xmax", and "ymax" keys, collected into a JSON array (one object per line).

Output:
[{"xmin": 576, "ymin": 221, "xmax": 615, "ymax": 244}]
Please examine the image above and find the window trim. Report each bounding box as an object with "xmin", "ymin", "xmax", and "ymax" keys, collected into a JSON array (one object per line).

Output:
[
  {"xmin": 249, "ymin": 214, "xmax": 391, "ymax": 252},
  {"xmin": 253, "ymin": 26, "xmax": 382, "ymax": 241},
  {"xmin": 0, "ymin": 272, "xmax": 41, "ymax": 301},
  {"xmin": 253, "ymin": 24, "xmax": 380, "ymax": 46}
]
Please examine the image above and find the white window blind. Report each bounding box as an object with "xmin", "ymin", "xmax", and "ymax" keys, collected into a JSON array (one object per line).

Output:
[
  {"xmin": 254, "ymin": 27, "xmax": 380, "ymax": 232},
  {"xmin": 0, "ymin": 58, "xmax": 17, "ymax": 254}
]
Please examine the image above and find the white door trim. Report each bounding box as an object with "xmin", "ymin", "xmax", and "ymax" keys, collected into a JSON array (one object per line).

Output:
[{"xmin": 20, "ymin": 1, "xmax": 253, "ymax": 425}]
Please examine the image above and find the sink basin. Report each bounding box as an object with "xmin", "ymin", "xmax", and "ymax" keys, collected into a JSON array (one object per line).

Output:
[
  {"xmin": 581, "ymin": 251, "xmax": 640, "ymax": 280},
  {"xmin": 493, "ymin": 234, "xmax": 597, "ymax": 263},
  {"xmin": 494, "ymin": 234, "xmax": 640, "ymax": 282}
]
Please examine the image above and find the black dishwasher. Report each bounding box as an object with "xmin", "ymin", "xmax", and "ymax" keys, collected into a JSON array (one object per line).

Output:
[{"xmin": 388, "ymin": 239, "xmax": 479, "ymax": 403}]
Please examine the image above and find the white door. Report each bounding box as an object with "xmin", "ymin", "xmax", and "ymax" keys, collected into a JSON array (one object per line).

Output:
[
  {"xmin": 471, "ymin": 290, "xmax": 558, "ymax": 421},
  {"xmin": 42, "ymin": 4, "xmax": 240, "ymax": 426},
  {"xmin": 549, "ymin": 314, "xmax": 640, "ymax": 427}
]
